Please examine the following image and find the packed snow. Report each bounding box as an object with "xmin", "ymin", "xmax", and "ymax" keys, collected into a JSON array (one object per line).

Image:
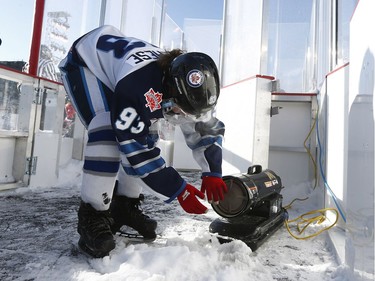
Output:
[{"xmin": 0, "ymin": 159, "xmax": 365, "ymax": 281}]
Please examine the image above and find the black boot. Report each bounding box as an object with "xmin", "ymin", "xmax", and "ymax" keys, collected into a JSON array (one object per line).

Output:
[
  {"xmin": 110, "ymin": 194, "xmax": 157, "ymax": 239},
  {"xmin": 77, "ymin": 201, "xmax": 115, "ymax": 258}
]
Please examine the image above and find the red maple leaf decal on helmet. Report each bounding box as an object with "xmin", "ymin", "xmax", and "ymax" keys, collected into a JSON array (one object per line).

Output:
[{"xmin": 144, "ymin": 88, "xmax": 163, "ymax": 112}]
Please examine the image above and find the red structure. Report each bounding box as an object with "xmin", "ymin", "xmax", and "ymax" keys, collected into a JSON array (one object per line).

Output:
[{"xmin": 28, "ymin": 0, "xmax": 45, "ymax": 76}]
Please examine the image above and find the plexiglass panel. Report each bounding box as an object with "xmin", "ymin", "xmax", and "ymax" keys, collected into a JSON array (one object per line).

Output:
[
  {"xmin": 337, "ymin": 0, "xmax": 358, "ymax": 64},
  {"xmin": 267, "ymin": 0, "xmax": 315, "ymax": 92},
  {"xmin": 40, "ymin": 0, "xmax": 102, "ymax": 82},
  {"xmin": 0, "ymin": 78, "xmax": 20, "ymax": 131},
  {"xmin": 183, "ymin": 19, "xmax": 222, "ymax": 68},
  {"xmin": 40, "ymin": 0, "xmax": 102, "ymax": 138},
  {"xmin": 40, "ymin": 89, "xmax": 59, "ymax": 132},
  {"xmin": 266, "ymin": 0, "xmax": 357, "ymax": 93},
  {"xmin": 221, "ymin": 0, "xmax": 264, "ymax": 86},
  {"xmin": 120, "ymin": 0, "xmax": 161, "ymax": 44},
  {"xmin": 161, "ymin": 14, "xmax": 183, "ymax": 50}
]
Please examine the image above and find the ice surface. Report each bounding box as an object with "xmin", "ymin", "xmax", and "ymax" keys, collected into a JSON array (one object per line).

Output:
[{"xmin": 0, "ymin": 160, "xmax": 368, "ymax": 281}]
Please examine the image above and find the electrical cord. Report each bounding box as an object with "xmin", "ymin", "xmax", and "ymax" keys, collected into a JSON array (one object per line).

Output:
[
  {"xmin": 315, "ymin": 100, "xmax": 347, "ymax": 223},
  {"xmin": 303, "ymin": 107, "xmax": 318, "ymax": 190},
  {"xmin": 284, "ymin": 97, "xmax": 345, "ymax": 240},
  {"xmin": 284, "ymin": 208, "xmax": 339, "ymax": 240},
  {"xmin": 283, "ymin": 197, "xmax": 309, "ymax": 210}
]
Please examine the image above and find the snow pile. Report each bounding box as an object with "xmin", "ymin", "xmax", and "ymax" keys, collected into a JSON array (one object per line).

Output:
[{"xmin": 0, "ymin": 159, "xmax": 365, "ymax": 281}]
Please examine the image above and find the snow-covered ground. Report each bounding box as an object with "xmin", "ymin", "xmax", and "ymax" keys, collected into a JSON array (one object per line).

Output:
[{"xmin": 0, "ymin": 159, "xmax": 362, "ymax": 281}]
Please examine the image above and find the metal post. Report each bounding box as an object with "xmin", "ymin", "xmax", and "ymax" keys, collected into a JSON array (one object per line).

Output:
[
  {"xmin": 29, "ymin": 0, "xmax": 45, "ymax": 76},
  {"xmin": 158, "ymin": 0, "xmax": 165, "ymax": 47},
  {"xmin": 99, "ymin": 0, "xmax": 107, "ymax": 26}
]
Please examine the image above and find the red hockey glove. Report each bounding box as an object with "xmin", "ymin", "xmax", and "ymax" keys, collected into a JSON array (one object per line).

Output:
[
  {"xmin": 177, "ymin": 184, "xmax": 208, "ymax": 214},
  {"xmin": 201, "ymin": 176, "xmax": 228, "ymax": 204}
]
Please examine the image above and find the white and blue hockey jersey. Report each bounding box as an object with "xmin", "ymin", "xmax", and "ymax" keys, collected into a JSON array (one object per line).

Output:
[{"xmin": 62, "ymin": 25, "xmax": 225, "ymax": 203}]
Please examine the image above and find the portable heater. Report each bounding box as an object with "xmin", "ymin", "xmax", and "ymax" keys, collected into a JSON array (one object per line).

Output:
[{"xmin": 209, "ymin": 165, "xmax": 287, "ymax": 251}]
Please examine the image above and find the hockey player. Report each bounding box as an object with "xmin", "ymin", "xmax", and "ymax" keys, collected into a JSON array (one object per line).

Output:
[{"xmin": 58, "ymin": 25, "xmax": 227, "ymax": 258}]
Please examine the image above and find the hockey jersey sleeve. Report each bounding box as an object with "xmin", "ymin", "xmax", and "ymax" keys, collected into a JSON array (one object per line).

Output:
[{"xmin": 179, "ymin": 116, "xmax": 225, "ymax": 177}]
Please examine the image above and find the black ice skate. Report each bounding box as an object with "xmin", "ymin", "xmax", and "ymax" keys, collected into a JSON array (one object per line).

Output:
[
  {"xmin": 77, "ymin": 201, "xmax": 115, "ymax": 258},
  {"xmin": 110, "ymin": 194, "xmax": 157, "ymax": 241}
]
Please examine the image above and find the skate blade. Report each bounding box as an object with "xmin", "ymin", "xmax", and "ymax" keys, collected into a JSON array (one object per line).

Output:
[
  {"xmin": 116, "ymin": 225, "xmax": 156, "ymax": 243},
  {"xmin": 116, "ymin": 231, "xmax": 157, "ymax": 243}
]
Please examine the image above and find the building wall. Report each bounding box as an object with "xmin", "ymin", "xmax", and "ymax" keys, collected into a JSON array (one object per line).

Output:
[
  {"xmin": 341, "ymin": 0, "xmax": 374, "ymax": 276},
  {"xmin": 316, "ymin": 1, "xmax": 375, "ymax": 278}
]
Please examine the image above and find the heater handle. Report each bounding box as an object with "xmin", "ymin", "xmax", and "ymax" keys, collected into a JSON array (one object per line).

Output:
[{"xmin": 247, "ymin": 165, "xmax": 262, "ymax": 175}]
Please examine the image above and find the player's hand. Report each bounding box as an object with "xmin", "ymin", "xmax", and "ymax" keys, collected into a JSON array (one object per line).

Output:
[
  {"xmin": 201, "ymin": 176, "xmax": 228, "ymax": 204},
  {"xmin": 177, "ymin": 184, "xmax": 208, "ymax": 214}
]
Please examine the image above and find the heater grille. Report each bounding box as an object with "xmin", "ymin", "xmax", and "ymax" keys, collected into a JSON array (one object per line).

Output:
[{"xmin": 212, "ymin": 178, "xmax": 249, "ymax": 218}]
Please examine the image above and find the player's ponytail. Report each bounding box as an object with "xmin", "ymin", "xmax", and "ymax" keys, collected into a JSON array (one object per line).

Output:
[
  {"xmin": 158, "ymin": 49, "xmax": 185, "ymax": 99},
  {"xmin": 157, "ymin": 49, "xmax": 184, "ymax": 72}
]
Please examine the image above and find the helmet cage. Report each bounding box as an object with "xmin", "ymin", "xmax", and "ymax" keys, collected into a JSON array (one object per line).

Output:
[{"xmin": 161, "ymin": 99, "xmax": 213, "ymax": 125}]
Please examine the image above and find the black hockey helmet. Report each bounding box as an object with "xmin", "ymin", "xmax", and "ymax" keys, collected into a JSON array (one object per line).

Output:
[{"xmin": 166, "ymin": 52, "xmax": 220, "ymax": 117}]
